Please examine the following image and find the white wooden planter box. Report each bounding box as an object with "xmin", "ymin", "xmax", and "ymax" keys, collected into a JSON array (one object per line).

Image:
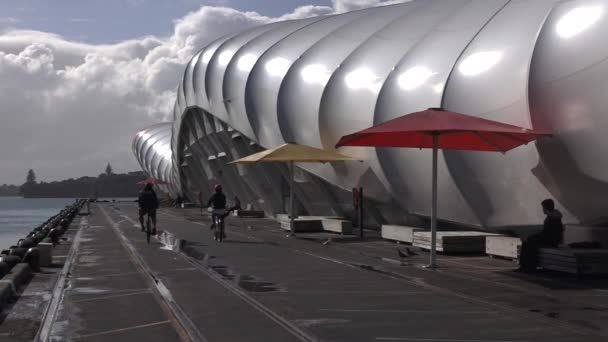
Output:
[
  {"xmin": 322, "ymin": 219, "xmax": 353, "ymax": 234},
  {"xmin": 280, "ymin": 218, "xmax": 323, "ymax": 232},
  {"xmin": 381, "ymin": 225, "xmax": 423, "ymax": 244},
  {"xmin": 485, "ymin": 236, "xmax": 521, "ymax": 260},
  {"xmin": 413, "ymin": 231, "xmax": 499, "ymax": 253},
  {"xmin": 232, "ymin": 210, "xmax": 265, "ymax": 218}
]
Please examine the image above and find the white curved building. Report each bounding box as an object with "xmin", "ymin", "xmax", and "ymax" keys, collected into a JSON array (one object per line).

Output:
[{"xmin": 134, "ymin": 0, "xmax": 608, "ymax": 229}]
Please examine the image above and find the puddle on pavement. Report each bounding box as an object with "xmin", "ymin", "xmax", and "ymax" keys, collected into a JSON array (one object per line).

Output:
[
  {"xmin": 158, "ymin": 230, "xmax": 186, "ymax": 252},
  {"xmin": 210, "ymin": 266, "xmax": 235, "ymax": 281},
  {"xmin": 583, "ymin": 306, "xmax": 607, "ymax": 312},
  {"xmin": 71, "ymin": 287, "xmax": 108, "ymax": 294},
  {"xmin": 187, "ymin": 218, "xmax": 207, "ymax": 222},
  {"xmin": 293, "ymin": 318, "xmax": 350, "ymax": 327},
  {"xmin": 237, "ymin": 275, "xmax": 285, "ymax": 293},
  {"xmin": 210, "ymin": 266, "xmax": 285, "ymax": 293},
  {"xmin": 350, "ymin": 263, "xmax": 411, "ymax": 281},
  {"xmin": 159, "ymin": 232, "xmax": 285, "ymax": 293},
  {"xmin": 77, "ymin": 255, "xmax": 103, "ymax": 267},
  {"xmin": 75, "ymin": 277, "xmax": 95, "ymax": 281}
]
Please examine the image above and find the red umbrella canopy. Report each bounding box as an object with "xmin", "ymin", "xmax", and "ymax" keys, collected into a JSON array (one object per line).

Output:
[
  {"xmin": 336, "ymin": 108, "xmax": 550, "ymax": 152},
  {"xmin": 137, "ymin": 177, "xmax": 167, "ymax": 185}
]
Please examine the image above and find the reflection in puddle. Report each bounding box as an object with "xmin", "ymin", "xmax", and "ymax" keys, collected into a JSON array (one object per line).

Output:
[
  {"xmin": 158, "ymin": 231, "xmax": 184, "ymax": 252},
  {"xmin": 72, "ymin": 287, "xmax": 107, "ymax": 294},
  {"xmin": 165, "ymin": 235, "xmax": 286, "ymax": 293},
  {"xmin": 210, "ymin": 266, "xmax": 285, "ymax": 293},
  {"xmin": 293, "ymin": 318, "xmax": 350, "ymax": 327}
]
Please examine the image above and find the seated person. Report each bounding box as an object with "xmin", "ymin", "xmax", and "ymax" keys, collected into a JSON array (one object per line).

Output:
[{"xmin": 519, "ymin": 199, "xmax": 564, "ymax": 272}]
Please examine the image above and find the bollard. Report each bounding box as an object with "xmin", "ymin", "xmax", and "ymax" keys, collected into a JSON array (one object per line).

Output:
[
  {"xmin": 32, "ymin": 233, "xmax": 44, "ymax": 244},
  {"xmin": 0, "ymin": 256, "xmax": 21, "ymax": 270},
  {"xmin": 18, "ymin": 238, "xmax": 36, "ymax": 249},
  {"xmin": 9, "ymin": 248, "xmax": 28, "ymax": 259},
  {"xmin": 23, "ymin": 248, "xmax": 40, "ymax": 272},
  {"xmin": 48, "ymin": 228, "xmax": 61, "ymax": 245},
  {"xmin": 0, "ymin": 262, "xmax": 9, "ymax": 278},
  {"xmin": 37, "ymin": 243, "xmax": 53, "ymax": 267}
]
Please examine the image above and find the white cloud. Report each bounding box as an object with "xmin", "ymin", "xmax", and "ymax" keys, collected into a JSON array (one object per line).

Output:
[
  {"xmin": 333, "ymin": 0, "xmax": 408, "ymax": 13},
  {"xmin": 0, "ymin": 17, "xmax": 21, "ymax": 25},
  {"xmin": 0, "ymin": 1, "xmax": 405, "ymax": 184},
  {"xmin": 279, "ymin": 5, "xmax": 334, "ymax": 20},
  {"xmin": 68, "ymin": 18, "xmax": 91, "ymax": 23}
]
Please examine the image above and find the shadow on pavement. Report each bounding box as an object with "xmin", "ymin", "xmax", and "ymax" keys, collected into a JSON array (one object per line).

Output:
[{"xmin": 498, "ymin": 269, "xmax": 608, "ymax": 290}]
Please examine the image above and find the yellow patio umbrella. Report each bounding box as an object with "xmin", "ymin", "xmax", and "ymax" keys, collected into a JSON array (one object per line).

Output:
[{"xmin": 230, "ymin": 143, "xmax": 361, "ymax": 235}]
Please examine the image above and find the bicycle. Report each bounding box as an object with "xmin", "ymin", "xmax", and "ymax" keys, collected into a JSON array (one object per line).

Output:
[
  {"xmin": 139, "ymin": 208, "xmax": 156, "ymax": 244},
  {"xmin": 212, "ymin": 209, "xmax": 227, "ymax": 242},
  {"xmin": 145, "ymin": 213, "xmax": 152, "ymax": 244}
]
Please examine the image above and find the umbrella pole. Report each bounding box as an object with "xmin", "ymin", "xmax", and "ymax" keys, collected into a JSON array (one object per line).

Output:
[
  {"xmin": 289, "ymin": 160, "xmax": 295, "ymax": 236},
  {"xmin": 430, "ymin": 134, "xmax": 438, "ymax": 268}
]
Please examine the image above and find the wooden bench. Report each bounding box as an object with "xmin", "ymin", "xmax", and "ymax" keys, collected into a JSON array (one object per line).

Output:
[
  {"xmin": 381, "ymin": 225, "xmax": 423, "ymax": 244},
  {"xmin": 322, "ymin": 219, "xmax": 353, "ymax": 234},
  {"xmin": 485, "ymin": 236, "xmax": 521, "ymax": 260},
  {"xmin": 413, "ymin": 231, "xmax": 500, "ymax": 253},
  {"xmin": 539, "ymin": 248, "xmax": 608, "ymax": 276}
]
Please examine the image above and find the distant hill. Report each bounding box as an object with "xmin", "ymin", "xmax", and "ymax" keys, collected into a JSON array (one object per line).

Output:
[
  {"xmin": 20, "ymin": 171, "xmax": 147, "ymax": 198},
  {"xmin": 0, "ymin": 184, "xmax": 20, "ymax": 197}
]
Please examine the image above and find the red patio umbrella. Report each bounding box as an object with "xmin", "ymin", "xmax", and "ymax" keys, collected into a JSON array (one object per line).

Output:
[
  {"xmin": 136, "ymin": 177, "xmax": 167, "ymax": 185},
  {"xmin": 336, "ymin": 107, "xmax": 551, "ymax": 268}
]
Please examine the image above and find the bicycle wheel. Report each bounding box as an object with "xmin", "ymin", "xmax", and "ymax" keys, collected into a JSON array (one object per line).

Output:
[
  {"xmin": 146, "ymin": 216, "xmax": 151, "ymax": 244},
  {"xmin": 218, "ymin": 218, "xmax": 224, "ymax": 242}
]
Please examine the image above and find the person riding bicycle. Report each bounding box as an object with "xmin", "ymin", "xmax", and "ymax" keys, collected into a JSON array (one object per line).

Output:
[
  {"xmin": 138, "ymin": 183, "xmax": 159, "ymax": 235},
  {"xmin": 207, "ymin": 185, "xmax": 227, "ymax": 237}
]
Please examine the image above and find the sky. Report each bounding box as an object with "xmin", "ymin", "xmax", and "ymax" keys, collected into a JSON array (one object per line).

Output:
[{"xmin": 0, "ymin": 0, "xmax": 404, "ymax": 185}]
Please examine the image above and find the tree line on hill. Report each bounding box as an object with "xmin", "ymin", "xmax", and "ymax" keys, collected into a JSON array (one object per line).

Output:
[
  {"xmin": 13, "ymin": 163, "xmax": 148, "ymax": 198},
  {"xmin": 0, "ymin": 184, "xmax": 20, "ymax": 196}
]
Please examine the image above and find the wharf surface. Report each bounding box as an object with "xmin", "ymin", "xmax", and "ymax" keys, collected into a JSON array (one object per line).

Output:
[{"xmin": 40, "ymin": 203, "xmax": 608, "ymax": 341}]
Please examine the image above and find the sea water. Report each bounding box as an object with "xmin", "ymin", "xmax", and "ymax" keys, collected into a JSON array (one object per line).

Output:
[{"xmin": 0, "ymin": 197, "xmax": 74, "ymax": 250}]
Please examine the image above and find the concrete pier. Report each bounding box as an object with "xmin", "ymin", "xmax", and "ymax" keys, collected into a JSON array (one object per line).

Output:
[{"xmin": 20, "ymin": 203, "xmax": 608, "ymax": 341}]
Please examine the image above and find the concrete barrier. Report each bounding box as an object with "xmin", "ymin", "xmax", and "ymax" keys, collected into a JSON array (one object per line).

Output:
[
  {"xmin": 485, "ymin": 236, "xmax": 521, "ymax": 260},
  {"xmin": 0, "ymin": 263, "xmax": 33, "ymax": 310},
  {"xmin": 322, "ymin": 219, "xmax": 353, "ymax": 234},
  {"xmin": 381, "ymin": 225, "xmax": 423, "ymax": 244}
]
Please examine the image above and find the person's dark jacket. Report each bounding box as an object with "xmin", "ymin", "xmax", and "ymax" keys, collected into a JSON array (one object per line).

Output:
[
  {"xmin": 541, "ymin": 209, "xmax": 563, "ymax": 247},
  {"xmin": 207, "ymin": 192, "xmax": 227, "ymax": 210},
  {"xmin": 138, "ymin": 190, "xmax": 159, "ymax": 209}
]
